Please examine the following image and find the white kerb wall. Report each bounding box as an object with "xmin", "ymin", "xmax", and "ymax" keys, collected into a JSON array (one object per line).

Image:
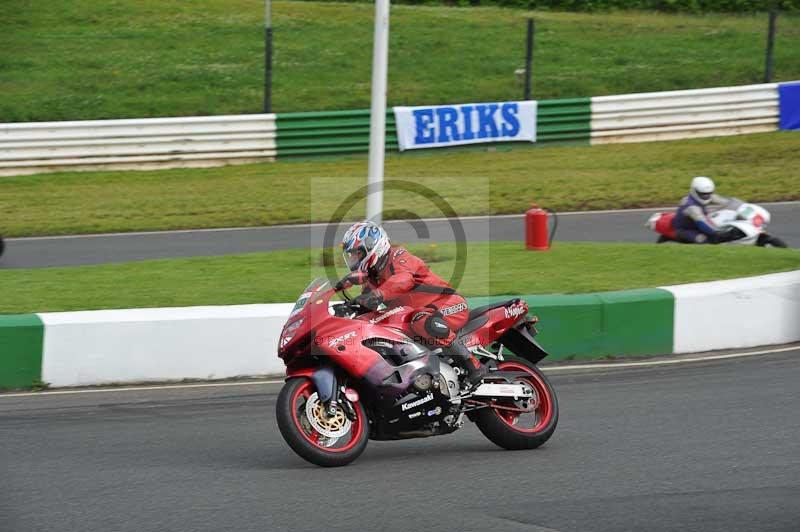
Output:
[
  {"xmin": 664, "ymin": 271, "xmax": 800, "ymax": 354},
  {"xmin": 39, "ymin": 304, "xmax": 294, "ymax": 387}
]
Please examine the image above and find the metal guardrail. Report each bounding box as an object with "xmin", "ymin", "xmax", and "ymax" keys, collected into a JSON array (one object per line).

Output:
[
  {"xmin": 0, "ymin": 114, "xmax": 277, "ymax": 176},
  {"xmin": 590, "ymin": 84, "xmax": 779, "ymax": 144},
  {"xmin": 0, "ymin": 83, "xmax": 791, "ymax": 176}
]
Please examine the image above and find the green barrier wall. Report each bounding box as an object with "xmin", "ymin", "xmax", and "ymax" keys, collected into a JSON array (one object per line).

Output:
[
  {"xmin": 598, "ymin": 289, "xmax": 674, "ymax": 357},
  {"xmin": 276, "ymin": 109, "xmax": 397, "ymax": 157},
  {"xmin": 467, "ymin": 288, "xmax": 674, "ymax": 360},
  {"xmin": 275, "ymin": 98, "xmax": 590, "ymax": 158},
  {"xmin": 0, "ymin": 314, "xmax": 44, "ymax": 389},
  {"xmin": 536, "ymin": 97, "xmax": 591, "ymax": 144}
]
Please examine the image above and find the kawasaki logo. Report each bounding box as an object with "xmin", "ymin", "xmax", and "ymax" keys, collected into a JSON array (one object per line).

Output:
[
  {"xmin": 401, "ymin": 394, "xmax": 434, "ymax": 412},
  {"xmin": 370, "ymin": 306, "xmax": 406, "ymax": 324}
]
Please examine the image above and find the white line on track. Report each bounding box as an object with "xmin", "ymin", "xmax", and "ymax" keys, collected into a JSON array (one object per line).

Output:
[
  {"xmin": 8, "ymin": 201, "xmax": 799, "ymax": 242},
  {"xmin": 546, "ymin": 345, "xmax": 799, "ymax": 371},
  {"xmin": 1, "ymin": 345, "xmax": 796, "ymax": 399},
  {"xmin": 0, "ymin": 379, "xmax": 285, "ymax": 398}
]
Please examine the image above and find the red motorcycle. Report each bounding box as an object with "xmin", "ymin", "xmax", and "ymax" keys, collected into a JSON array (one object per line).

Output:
[{"xmin": 276, "ymin": 278, "xmax": 559, "ymax": 467}]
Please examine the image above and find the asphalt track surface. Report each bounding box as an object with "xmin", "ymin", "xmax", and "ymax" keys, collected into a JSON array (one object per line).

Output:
[
  {"xmin": 3, "ymin": 202, "xmax": 798, "ymax": 268},
  {"xmin": 2, "ymin": 349, "xmax": 798, "ymax": 532}
]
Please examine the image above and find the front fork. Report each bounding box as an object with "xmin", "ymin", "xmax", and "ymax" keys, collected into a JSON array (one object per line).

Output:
[{"xmin": 309, "ymin": 365, "xmax": 357, "ymax": 421}]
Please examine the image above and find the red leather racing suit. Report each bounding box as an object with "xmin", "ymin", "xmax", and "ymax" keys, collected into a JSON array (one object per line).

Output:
[{"xmin": 365, "ymin": 247, "xmax": 469, "ymax": 347}]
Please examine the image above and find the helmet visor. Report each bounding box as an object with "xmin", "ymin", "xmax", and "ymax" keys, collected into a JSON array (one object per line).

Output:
[
  {"xmin": 343, "ymin": 248, "xmax": 365, "ymax": 271},
  {"xmin": 697, "ymin": 191, "xmax": 713, "ymax": 202}
]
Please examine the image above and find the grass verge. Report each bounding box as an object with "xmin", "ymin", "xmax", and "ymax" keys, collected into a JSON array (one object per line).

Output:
[
  {"xmin": 1, "ymin": 132, "xmax": 798, "ymax": 237},
  {"xmin": 1, "ymin": 242, "xmax": 797, "ymax": 314},
  {"xmin": 2, "ymin": 1, "xmax": 799, "ymax": 121}
]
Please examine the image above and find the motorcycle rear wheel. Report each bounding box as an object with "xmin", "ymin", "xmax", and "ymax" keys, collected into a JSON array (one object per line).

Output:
[
  {"xmin": 276, "ymin": 378, "xmax": 369, "ymax": 467},
  {"xmin": 473, "ymin": 358, "xmax": 558, "ymax": 450}
]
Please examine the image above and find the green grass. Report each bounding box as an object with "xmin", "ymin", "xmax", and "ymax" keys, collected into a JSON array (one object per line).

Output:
[
  {"xmin": 2, "ymin": 1, "xmax": 799, "ymax": 121},
  {"xmin": 1, "ymin": 132, "xmax": 797, "ymax": 237},
  {"xmin": 1, "ymin": 242, "xmax": 797, "ymax": 314}
]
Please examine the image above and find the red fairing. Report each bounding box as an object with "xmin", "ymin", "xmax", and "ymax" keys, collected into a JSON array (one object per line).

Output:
[
  {"xmin": 278, "ymin": 281, "xmax": 410, "ymax": 379},
  {"xmin": 285, "ymin": 367, "xmax": 315, "ymax": 380},
  {"xmin": 357, "ymin": 305, "xmax": 414, "ymax": 329},
  {"xmin": 311, "ymin": 319, "xmax": 410, "ymax": 379},
  {"xmin": 654, "ymin": 212, "xmax": 677, "ymax": 240},
  {"xmin": 459, "ymin": 300, "xmax": 529, "ymax": 348}
]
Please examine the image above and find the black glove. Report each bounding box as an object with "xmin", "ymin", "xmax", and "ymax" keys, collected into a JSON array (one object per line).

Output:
[
  {"xmin": 354, "ymin": 290, "xmax": 383, "ymax": 311},
  {"xmin": 335, "ymin": 272, "xmax": 368, "ymax": 291}
]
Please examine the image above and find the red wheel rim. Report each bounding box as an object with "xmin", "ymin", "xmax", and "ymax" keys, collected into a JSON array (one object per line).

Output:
[
  {"xmin": 492, "ymin": 361, "xmax": 554, "ymax": 434},
  {"xmin": 289, "ymin": 379, "xmax": 364, "ymax": 453}
]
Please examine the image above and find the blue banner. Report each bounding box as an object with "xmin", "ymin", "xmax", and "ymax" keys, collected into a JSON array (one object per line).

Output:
[
  {"xmin": 778, "ymin": 82, "xmax": 800, "ymax": 131},
  {"xmin": 394, "ymin": 101, "xmax": 537, "ymax": 151}
]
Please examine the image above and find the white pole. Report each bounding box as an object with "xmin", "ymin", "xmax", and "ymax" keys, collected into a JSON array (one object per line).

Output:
[{"xmin": 366, "ymin": 0, "xmax": 389, "ymax": 225}]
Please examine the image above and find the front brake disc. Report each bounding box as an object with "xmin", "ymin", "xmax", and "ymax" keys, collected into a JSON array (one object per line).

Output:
[{"xmin": 304, "ymin": 392, "xmax": 352, "ymax": 440}]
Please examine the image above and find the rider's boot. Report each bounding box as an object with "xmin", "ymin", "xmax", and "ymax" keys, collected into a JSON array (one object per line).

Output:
[{"xmin": 446, "ymin": 340, "xmax": 487, "ymax": 388}]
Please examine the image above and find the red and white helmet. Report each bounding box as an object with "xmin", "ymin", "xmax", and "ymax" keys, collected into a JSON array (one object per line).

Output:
[{"xmin": 341, "ymin": 221, "xmax": 391, "ymax": 272}]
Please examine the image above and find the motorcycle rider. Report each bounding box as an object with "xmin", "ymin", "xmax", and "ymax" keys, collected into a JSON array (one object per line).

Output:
[
  {"xmin": 339, "ymin": 220, "xmax": 487, "ymax": 386},
  {"xmin": 672, "ymin": 176, "xmax": 742, "ymax": 244}
]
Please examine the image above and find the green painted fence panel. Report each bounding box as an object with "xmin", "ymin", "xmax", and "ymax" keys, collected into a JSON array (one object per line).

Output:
[
  {"xmin": 0, "ymin": 314, "xmax": 44, "ymax": 390},
  {"xmin": 279, "ymin": 127, "xmax": 371, "ymax": 139},
  {"xmin": 277, "ymin": 134, "xmax": 399, "ymax": 149},
  {"xmin": 537, "ymin": 97, "xmax": 591, "ymax": 144},
  {"xmin": 276, "ymin": 110, "xmax": 397, "ymax": 156}
]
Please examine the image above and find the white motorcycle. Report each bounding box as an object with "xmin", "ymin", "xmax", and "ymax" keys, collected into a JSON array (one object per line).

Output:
[{"xmin": 647, "ymin": 202, "xmax": 787, "ymax": 247}]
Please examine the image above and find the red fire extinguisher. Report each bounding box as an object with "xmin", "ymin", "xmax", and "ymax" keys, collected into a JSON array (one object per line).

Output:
[{"xmin": 525, "ymin": 204, "xmax": 554, "ymax": 251}]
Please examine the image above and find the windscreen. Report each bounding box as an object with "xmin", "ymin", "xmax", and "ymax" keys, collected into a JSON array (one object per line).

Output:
[{"xmin": 289, "ymin": 278, "xmax": 330, "ymax": 317}]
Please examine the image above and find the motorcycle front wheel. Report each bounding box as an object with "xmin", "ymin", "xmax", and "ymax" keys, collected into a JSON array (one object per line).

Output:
[
  {"xmin": 276, "ymin": 378, "xmax": 369, "ymax": 467},
  {"xmin": 757, "ymin": 234, "xmax": 788, "ymax": 248},
  {"xmin": 473, "ymin": 358, "xmax": 558, "ymax": 450}
]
